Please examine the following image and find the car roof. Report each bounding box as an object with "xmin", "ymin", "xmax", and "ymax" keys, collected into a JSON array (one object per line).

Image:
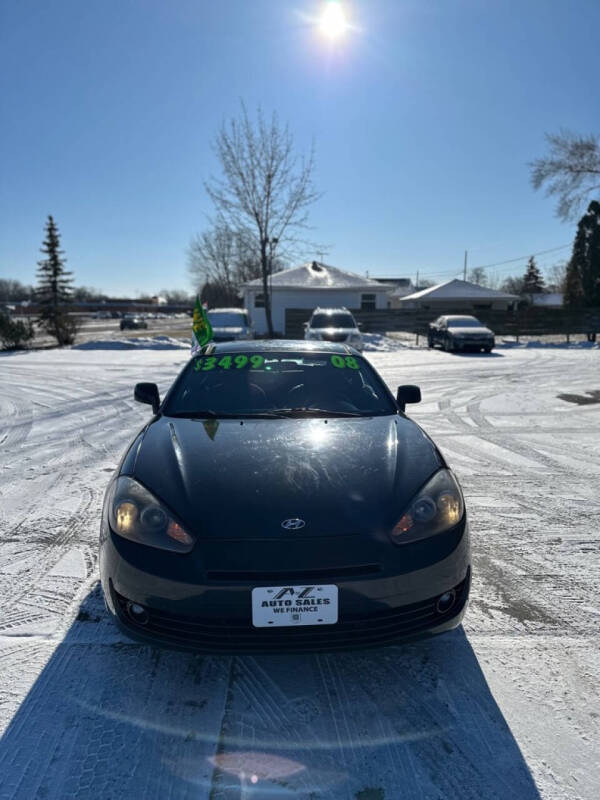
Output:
[
  {"xmin": 200, "ymin": 339, "xmax": 358, "ymax": 355},
  {"xmin": 445, "ymin": 314, "xmax": 479, "ymax": 320}
]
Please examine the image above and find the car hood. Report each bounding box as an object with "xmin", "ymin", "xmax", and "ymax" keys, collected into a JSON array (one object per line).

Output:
[
  {"xmin": 129, "ymin": 415, "xmax": 442, "ymax": 540},
  {"xmin": 310, "ymin": 327, "xmax": 360, "ymax": 336},
  {"xmin": 449, "ymin": 326, "xmax": 493, "ymax": 336},
  {"xmin": 211, "ymin": 326, "xmax": 245, "ymax": 335}
]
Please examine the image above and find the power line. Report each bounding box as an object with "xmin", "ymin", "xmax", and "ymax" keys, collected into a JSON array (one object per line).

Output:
[
  {"xmin": 470, "ymin": 244, "xmax": 571, "ymax": 271},
  {"xmin": 413, "ymin": 243, "xmax": 571, "ymax": 281}
]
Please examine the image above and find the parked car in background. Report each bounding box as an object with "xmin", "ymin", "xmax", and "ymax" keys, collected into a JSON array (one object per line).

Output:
[
  {"xmin": 207, "ymin": 308, "xmax": 254, "ymax": 341},
  {"xmin": 428, "ymin": 315, "xmax": 495, "ymax": 353},
  {"xmin": 120, "ymin": 315, "xmax": 148, "ymax": 331},
  {"xmin": 304, "ymin": 307, "xmax": 363, "ymax": 351}
]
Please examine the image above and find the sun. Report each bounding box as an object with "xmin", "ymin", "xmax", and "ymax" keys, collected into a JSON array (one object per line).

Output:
[{"xmin": 318, "ymin": 1, "xmax": 348, "ymax": 39}]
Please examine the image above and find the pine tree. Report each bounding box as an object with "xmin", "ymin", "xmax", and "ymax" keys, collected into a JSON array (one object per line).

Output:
[
  {"xmin": 36, "ymin": 215, "xmax": 77, "ymax": 345},
  {"xmin": 522, "ymin": 256, "xmax": 545, "ymax": 294},
  {"xmin": 565, "ymin": 201, "xmax": 600, "ymax": 308},
  {"xmin": 565, "ymin": 233, "xmax": 585, "ymax": 308}
]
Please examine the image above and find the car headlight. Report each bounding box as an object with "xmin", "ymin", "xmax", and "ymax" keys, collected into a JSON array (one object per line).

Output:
[
  {"xmin": 108, "ymin": 476, "xmax": 194, "ymax": 552},
  {"xmin": 391, "ymin": 469, "xmax": 464, "ymax": 544}
]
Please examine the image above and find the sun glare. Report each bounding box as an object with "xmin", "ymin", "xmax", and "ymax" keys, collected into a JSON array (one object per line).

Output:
[{"xmin": 318, "ymin": 1, "xmax": 348, "ymax": 39}]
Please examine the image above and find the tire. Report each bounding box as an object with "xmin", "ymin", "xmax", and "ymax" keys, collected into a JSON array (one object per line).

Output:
[{"xmin": 484, "ymin": 346, "xmax": 492, "ymax": 353}]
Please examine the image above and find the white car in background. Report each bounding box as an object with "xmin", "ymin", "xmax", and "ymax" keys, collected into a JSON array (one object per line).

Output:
[
  {"xmin": 207, "ymin": 308, "xmax": 254, "ymax": 341},
  {"xmin": 304, "ymin": 307, "xmax": 363, "ymax": 351}
]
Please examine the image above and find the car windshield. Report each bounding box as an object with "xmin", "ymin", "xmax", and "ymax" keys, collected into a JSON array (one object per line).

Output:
[
  {"xmin": 310, "ymin": 313, "xmax": 356, "ymax": 328},
  {"xmin": 447, "ymin": 317, "xmax": 482, "ymax": 328},
  {"xmin": 164, "ymin": 351, "xmax": 396, "ymax": 418},
  {"xmin": 208, "ymin": 311, "xmax": 248, "ymax": 326}
]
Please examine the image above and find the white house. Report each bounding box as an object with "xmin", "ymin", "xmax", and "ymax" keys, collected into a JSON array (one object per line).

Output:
[
  {"xmin": 390, "ymin": 278, "xmax": 519, "ymax": 312},
  {"xmin": 531, "ymin": 292, "xmax": 564, "ymax": 307},
  {"xmin": 241, "ymin": 261, "xmax": 391, "ymax": 335}
]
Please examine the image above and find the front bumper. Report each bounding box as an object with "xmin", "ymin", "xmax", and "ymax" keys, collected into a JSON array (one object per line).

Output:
[
  {"xmin": 100, "ymin": 520, "xmax": 470, "ymax": 653},
  {"xmin": 452, "ymin": 338, "xmax": 494, "ymax": 350}
]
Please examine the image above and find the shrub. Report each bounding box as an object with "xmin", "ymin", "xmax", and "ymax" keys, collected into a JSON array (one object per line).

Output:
[{"xmin": 0, "ymin": 312, "xmax": 35, "ymax": 350}]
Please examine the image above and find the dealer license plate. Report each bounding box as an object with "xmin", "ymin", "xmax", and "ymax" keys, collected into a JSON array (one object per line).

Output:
[{"xmin": 251, "ymin": 584, "xmax": 338, "ymax": 628}]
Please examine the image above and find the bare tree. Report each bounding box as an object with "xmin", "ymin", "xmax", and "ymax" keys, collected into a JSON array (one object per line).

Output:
[
  {"xmin": 0, "ymin": 279, "xmax": 35, "ymax": 302},
  {"xmin": 467, "ymin": 266, "xmax": 488, "ymax": 286},
  {"xmin": 544, "ymin": 261, "xmax": 567, "ymax": 292},
  {"xmin": 530, "ymin": 130, "xmax": 600, "ymax": 221},
  {"xmin": 205, "ymin": 104, "xmax": 321, "ymax": 336},
  {"xmin": 188, "ymin": 224, "xmax": 244, "ymax": 301},
  {"xmin": 501, "ymin": 275, "xmax": 525, "ymax": 296}
]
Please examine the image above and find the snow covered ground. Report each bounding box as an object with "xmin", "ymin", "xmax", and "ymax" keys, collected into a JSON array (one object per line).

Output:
[{"xmin": 0, "ymin": 345, "xmax": 598, "ymax": 799}]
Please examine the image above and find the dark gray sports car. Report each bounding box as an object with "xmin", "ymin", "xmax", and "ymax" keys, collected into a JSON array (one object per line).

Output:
[{"xmin": 99, "ymin": 341, "xmax": 470, "ymax": 652}]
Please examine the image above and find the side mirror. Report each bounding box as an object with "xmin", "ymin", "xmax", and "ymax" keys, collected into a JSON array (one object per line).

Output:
[
  {"xmin": 134, "ymin": 382, "xmax": 160, "ymax": 414},
  {"xmin": 396, "ymin": 384, "xmax": 421, "ymax": 412}
]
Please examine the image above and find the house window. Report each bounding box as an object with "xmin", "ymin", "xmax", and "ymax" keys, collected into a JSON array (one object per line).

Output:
[
  {"xmin": 254, "ymin": 293, "xmax": 265, "ymax": 308},
  {"xmin": 361, "ymin": 293, "xmax": 376, "ymax": 310}
]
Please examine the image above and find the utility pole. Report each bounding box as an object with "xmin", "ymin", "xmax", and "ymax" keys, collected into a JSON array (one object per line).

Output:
[
  {"xmin": 463, "ymin": 250, "xmax": 468, "ymax": 281},
  {"xmin": 414, "ymin": 270, "xmax": 420, "ymax": 346}
]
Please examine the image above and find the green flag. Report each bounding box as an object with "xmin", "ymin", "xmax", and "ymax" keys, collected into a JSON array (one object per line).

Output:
[{"xmin": 191, "ymin": 297, "xmax": 213, "ymax": 354}]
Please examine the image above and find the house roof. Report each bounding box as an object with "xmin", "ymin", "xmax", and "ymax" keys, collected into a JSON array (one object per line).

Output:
[
  {"xmin": 394, "ymin": 278, "xmax": 519, "ymax": 302},
  {"xmin": 241, "ymin": 261, "xmax": 389, "ymax": 291}
]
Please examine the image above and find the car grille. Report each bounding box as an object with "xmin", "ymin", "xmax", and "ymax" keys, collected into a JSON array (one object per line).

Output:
[
  {"xmin": 320, "ymin": 333, "xmax": 348, "ymax": 342},
  {"xmin": 113, "ymin": 575, "xmax": 469, "ymax": 653},
  {"xmin": 206, "ymin": 564, "xmax": 381, "ymax": 582}
]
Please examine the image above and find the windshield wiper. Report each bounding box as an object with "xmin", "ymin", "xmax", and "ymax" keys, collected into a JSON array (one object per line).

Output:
[
  {"xmin": 168, "ymin": 410, "xmax": 237, "ymax": 419},
  {"xmin": 168, "ymin": 408, "xmax": 367, "ymax": 420},
  {"xmin": 167, "ymin": 410, "xmax": 290, "ymax": 419},
  {"xmin": 268, "ymin": 407, "xmax": 365, "ymax": 418}
]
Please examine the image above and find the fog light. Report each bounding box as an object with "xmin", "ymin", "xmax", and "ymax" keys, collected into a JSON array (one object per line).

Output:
[
  {"xmin": 126, "ymin": 601, "xmax": 149, "ymax": 625},
  {"xmin": 436, "ymin": 590, "xmax": 456, "ymax": 614}
]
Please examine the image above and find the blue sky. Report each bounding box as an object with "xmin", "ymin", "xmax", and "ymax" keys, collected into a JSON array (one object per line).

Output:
[{"xmin": 1, "ymin": 0, "xmax": 598, "ymax": 295}]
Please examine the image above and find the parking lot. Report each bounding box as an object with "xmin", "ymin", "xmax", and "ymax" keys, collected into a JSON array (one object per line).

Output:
[{"xmin": 0, "ymin": 343, "xmax": 598, "ymax": 799}]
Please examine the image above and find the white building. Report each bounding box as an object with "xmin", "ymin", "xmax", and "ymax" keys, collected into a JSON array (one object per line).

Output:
[
  {"xmin": 390, "ymin": 278, "xmax": 519, "ymax": 312},
  {"xmin": 373, "ymin": 277, "xmax": 414, "ymax": 297},
  {"xmin": 241, "ymin": 261, "xmax": 391, "ymax": 335},
  {"xmin": 531, "ymin": 292, "xmax": 564, "ymax": 307}
]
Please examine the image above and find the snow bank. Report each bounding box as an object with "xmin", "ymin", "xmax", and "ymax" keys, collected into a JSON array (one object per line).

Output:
[
  {"xmin": 499, "ymin": 337, "xmax": 599, "ymax": 349},
  {"xmin": 73, "ymin": 336, "xmax": 191, "ymax": 351},
  {"xmin": 362, "ymin": 333, "xmax": 409, "ymax": 351},
  {"xmin": 73, "ymin": 334, "xmax": 414, "ymax": 353}
]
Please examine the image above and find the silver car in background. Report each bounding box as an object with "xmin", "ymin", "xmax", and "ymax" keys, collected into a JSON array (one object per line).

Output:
[
  {"xmin": 207, "ymin": 308, "xmax": 254, "ymax": 342},
  {"xmin": 304, "ymin": 307, "xmax": 363, "ymax": 351}
]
